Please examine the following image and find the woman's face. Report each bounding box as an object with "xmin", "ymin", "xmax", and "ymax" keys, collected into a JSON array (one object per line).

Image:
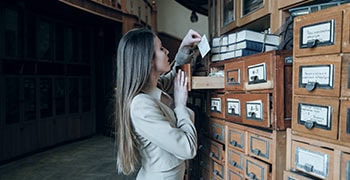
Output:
[{"xmin": 153, "ymin": 36, "xmax": 170, "ymax": 74}]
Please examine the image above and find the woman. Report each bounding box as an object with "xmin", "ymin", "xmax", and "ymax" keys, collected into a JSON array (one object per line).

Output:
[{"xmin": 115, "ymin": 28, "xmax": 201, "ymax": 179}]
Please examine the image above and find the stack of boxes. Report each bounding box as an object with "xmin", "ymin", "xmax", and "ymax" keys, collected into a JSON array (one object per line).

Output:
[{"xmin": 285, "ymin": 3, "xmax": 350, "ymax": 179}]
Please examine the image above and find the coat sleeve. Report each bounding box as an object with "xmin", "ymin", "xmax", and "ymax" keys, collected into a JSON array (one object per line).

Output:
[{"xmin": 131, "ymin": 94, "xmax": 197, "ymax": 160}]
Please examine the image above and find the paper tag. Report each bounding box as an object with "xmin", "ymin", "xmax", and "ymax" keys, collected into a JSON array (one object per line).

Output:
[{"xmin": 198, "ymin": 34, "xmax": 210, "ymax": 58}]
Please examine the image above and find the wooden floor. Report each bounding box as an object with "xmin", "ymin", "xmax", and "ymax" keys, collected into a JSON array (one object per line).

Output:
[{"xmin": 0, "ymin": 135, "xmax": 137, "ymax": 180}]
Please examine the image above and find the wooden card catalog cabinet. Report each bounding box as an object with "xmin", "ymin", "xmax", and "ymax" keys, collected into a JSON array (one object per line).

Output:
[
  {"xmin": 291, "ymin": 141, "xmax": 334, "ymax": 180},
  {"xmin": 293, "ymin": 55, "xmax": 344, "ymax": 97},
  {"xmin": 225, "ymin": 60, "xmax": 244, "ymax": 91},
  {"xmin": 293, "ymin": 4, "xmax": 350, "ymax": 57},
  {"xmin": 339, "ymin": 99, "xmax": 350, "ymax": 143},
  {"xmin": 292, "ymin": 95, "xmax": 339, "ymax": 140},
  {"xmin": 210, "ymin": 92, "xmax": 226, "ymax": 119}
]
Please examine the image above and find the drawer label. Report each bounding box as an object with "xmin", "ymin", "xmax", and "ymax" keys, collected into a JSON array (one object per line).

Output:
[
  {"xmin": 211, "ymin": 98, "xmax": 222, "ymax": 113},
  {"xmin": 299, "ymin": 65, "xmax": 334, "ymax": 89},
  {"xmin": 298, "ymin": 103, "xmax": 332, "ymax": 130},
  {"xmin": 301, "ymin": 20, "xmax": 335, "ymax": 48},
  {"xmin": 246, "ymin": 100, "xmax": 263, "ymax": 120},
  {"xmin": 295, "ymin": 147, "xmax": 329, "ymax": 178},
  {"xmin": 226, "ymin": 69, "xmax": 241, "ymax": 85},
  {"xmin": 247, "ymin": 63, "xmax": 266, "ymax": 84},
  {"xmin": 227, "ymin": 98, "xmax": 241, "ymax": 116}
]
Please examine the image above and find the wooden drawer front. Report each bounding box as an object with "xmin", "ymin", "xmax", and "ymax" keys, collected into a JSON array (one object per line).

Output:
[
  {"xmin": 291, "ymin": 141, "xmax": 334, "ymax": 179},
  {"xmin": 225, "ymin": 93, "xmax": 243, "ymax": 123},
  {"xmin": 227, "ymin": 148, "xmax": 244, "ymax": 172},
  {"xmin": 225, "ymin": 60, "xmax": 244, "ymax": 91},
  {"xmin": 210, "ymin": 93, "xmax": 225, "ymax": 119},
  {"xmin": 293, "ymin": 7, "xmax": 342, "ymax": 57},
  {"xmin": 227, "ymin": 125, "xmax": 245, "ymax": 152},
  {"xmin": 341, "ymin": 54, "xmax": 350, "ymax": 97},
  {"xmin": 340, "ymin": 100, "xmax": 350, "ymax": 143},
  {"xmin": 209, "ymin": 119, "xmax": 225, "ymax": 143},
  {"xmin": 209, "ymin": 139, "xmax": 225, "ymax": 164},
  {"xmin": 244, "ymin": 156, "xmax": 270, "ymax": 180},
  {"xmin": 293, "ymin": 55, "xmax": 342, "ymax": 97},
  {"xmin": 283, "ymin": 170, "xmax": 315, "ymax": 180},
  {"xmin": 242, "ymin": 93, "xmax": 270, "ymax": 128},
  {"xmin": 292, "ymin": 95, "xmax": 339, "ymax": 140},
  {"xmin": 248, "ymin": 132, "xmax": 273, "ymax": 163},
  {"xmin": 342, "ymin": 9, "xmax": 350, "ymax": 53},
  {"xmin": 341, "ymin": 152, "xmax": 350, "ymax": 180},
  {"xmin": 243, "ymin": 53, "xmax": 273, "ymax": 90},
  {"xmin": 228, "ymin": 168, "xmax": 244, "ymax": 180},
  {"xmin": 212, "ymin": 160, "xmax": 224, "ymax": 180}
]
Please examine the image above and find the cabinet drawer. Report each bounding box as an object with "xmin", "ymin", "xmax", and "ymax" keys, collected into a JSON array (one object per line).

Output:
[
  {"xmin": 210, "ymin": 92, "xmax": 225, "ymax": 119},
  {"xmin": 225, "ymin": 60, "xmax": 244, "ymax": 91},
  {"xmin": 244, "ymin": 155, "xmax": 270, "ymax": 180},
  {"xmin": 242, "ymin": 93, "xmax": 271, "ymax": 128},
  {"xmin": 341, "ymin": 54, "xmax": 350, "ymax": 97},
  {"xmin": 243, "ymin": 52, "xmax": 274, "ymax": 90},
  {"xmin": 209, "ymin": 139, "xmax": 225, "ymax": 164},
  {"xmin": 226, "ymin": 123, "xmax": 245, "ymax": 152},
  {"xmin": 292, "ymin": 95, "xmax": 339, "ymax": 140},
  {"xmin": 291, "ymin": 141, "xmax": 334, "ymax": 179},
  {"xmin": 293, "ymin": 55, "xmax": 343, "ymax": 97},
  {"xmin": 227, "ymin": 148, "xmax": 244, "ymax": 172},
  {"xmin": 293, "ymin": 6, "xmax": 343, "ymax": 57},
  {"xmin": 227, "ymin": 168, "xmax": 244, "ymax": 180},
  {"xmin": 340, "ymin": 100, "xmax": 350, "ymax": 143},
  {"xmin": 212, "ymin": 160, "xmax": 224, "ymax": 180},
  {"xmin": 283, "ymin": 170, "xmax": 315, "ymax": 180},
  {"xmin": 209, "ymin": 118, "xmax": 225, "ymax": 143},
  {"xmin": 342, "ymin": 8, "xmax": 350, "ymax": 53},
  {"xmin": 248, "ymin": 132, "xmax": 273, "ymax": 163},
  {"xmin": 225, "ymin": 93, "xmax": 243, "ymax": 123},
  {"xmin": 341, "ymin": 152, "xmax": 350, "ymax": 180}
]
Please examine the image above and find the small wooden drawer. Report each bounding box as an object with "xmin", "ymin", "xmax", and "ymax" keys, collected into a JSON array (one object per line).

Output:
[
  {"xmin": 342, "ymin": 8, "xmax": 350, "ymax": 53},
  {"xmin": 243, "ymin": 52, "xmax": 274, "ymax": 90},
  {"xmin": 209, "ymin": 139, "xmax": 225, "ymax": 164},
  {"xmin": 227, "ymin": 148, "xmax": 244, "ymax": 173},
  {"xmin": 225, "ymin": 60, "xmax": 244, "ymax": 91},
  {"xmin": 339, "ymin": 99, "xmax": 350, "ymax": 143},
  {"xmin": 242, "ymin": 93, "xmax": 271, "ymax": 128},
  {"xmin": 209, "ymin": 92, "xmax": 226, "ymax": 119},
  {"xmin": 291, "ymin": 141, "xmax": 334, "ymax": 179},
  {"xmin": 283, "ymin": 170, "xmax": 315, "ymax": 180},
  {"xmin": 293, "ymin": 5, "xmax": 343, "ymax": 57},
  {"xmin": 293, "ymin": 55, "xmax": 343, "ymax": 97},
  {"xmin": 209, "ymin": 118, "xmax": 225, "ymax": 144},
  {"xmin": 212, "ymin": 160, "xmax": 225, "ymax": 180},
  {"xmin": 248, "ymin": 132, "xmax": 273, "ymax": 164},
  {"xmin": 292, "ymin": 95, "xmax": 339, "ymax": 140},
  {"xmin": 341, "ymin": 54, "xmax": 350, "ymax": 97},
  {"xmin": 226, "ymin": 123, "xmax": 245, "ymax": 152},
  {"xmin": 244, "ymin": 155, "xmax": 270, "ymax": 180},
  {"xmin": 227, "ymin": 168, "xmax": 244, "ymax": 180},
  {"xmin": 225, "ymin": 93, "xmax": 243, "ymax": 123},
  {"xmin": 341, "ymin": 152, "xmax": 350, "ymax": 180}
]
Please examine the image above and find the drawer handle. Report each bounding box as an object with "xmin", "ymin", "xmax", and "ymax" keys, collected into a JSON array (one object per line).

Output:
[
  {"xmin": 250, "ymin": 75, "xmax": 259, "ymax": 82},
  {"xmin": 213, "ymin": 170, "xmax": 223, "ymax": 178},
  {"xmin": 306, "ymin": 39, "xmax": 320, "ymax": 48},
  {"xmin": 252, "ymin": 149, "xmax": 261, "ymax": 156},
  {"xmin": 248, "ymin": 112, "xmax": 256, "ymax": 118},
  {"xmin": 304, "ymin": 120, "xmax": 315, "ymax": 129},
  {"xmin": 214, "ymin": 133, "xmax": 220, "ymax": 140},
  {"xmin": 230, "ymin": 140, "xmax": 237, "ymax": 146},
  {"xmin": 229, "ymin": 77, "xmax": 236, "ymax": 83},
  {"xmin": 305, "ymin": 82, "xmax": 317, "ymax": 91},
  {"xmin": 210, "ymin": 152, "xmax": 218, "ymax": 160},
  {"xmin": 304, "ymin": 163, "xmax": 314, "ymax": 172},
  {"xmin": 229, "ymin": 160, "xmax": 237, "ymax": 167},
  {"xmin": 248, "ymin": 172, "xmax": 257, "ymax": 180}
]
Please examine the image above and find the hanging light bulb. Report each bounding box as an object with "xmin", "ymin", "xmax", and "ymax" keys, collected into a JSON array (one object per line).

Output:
[{"xmin": 190, "ymin": 10, "xmax": 198, "ymax": 23}]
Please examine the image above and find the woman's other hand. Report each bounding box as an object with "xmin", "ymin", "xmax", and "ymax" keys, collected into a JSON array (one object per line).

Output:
[
  {"xmin": 174, "ymin": 69, "xmax": 188, "ymax": 107},
  {"xmin": 179, "ymin": 29, "xmax": 202, "ymax": 54}
]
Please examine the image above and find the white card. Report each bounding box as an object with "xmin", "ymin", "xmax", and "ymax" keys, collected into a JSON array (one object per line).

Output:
[{"xmin": 197, "ymin": 34, "xmax": 210, "ymax": 58}]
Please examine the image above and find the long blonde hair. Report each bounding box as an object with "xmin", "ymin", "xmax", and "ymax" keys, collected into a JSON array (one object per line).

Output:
[{"xmin": 115, "ymin": 28, "xmax": 155, "ymax": 175}]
